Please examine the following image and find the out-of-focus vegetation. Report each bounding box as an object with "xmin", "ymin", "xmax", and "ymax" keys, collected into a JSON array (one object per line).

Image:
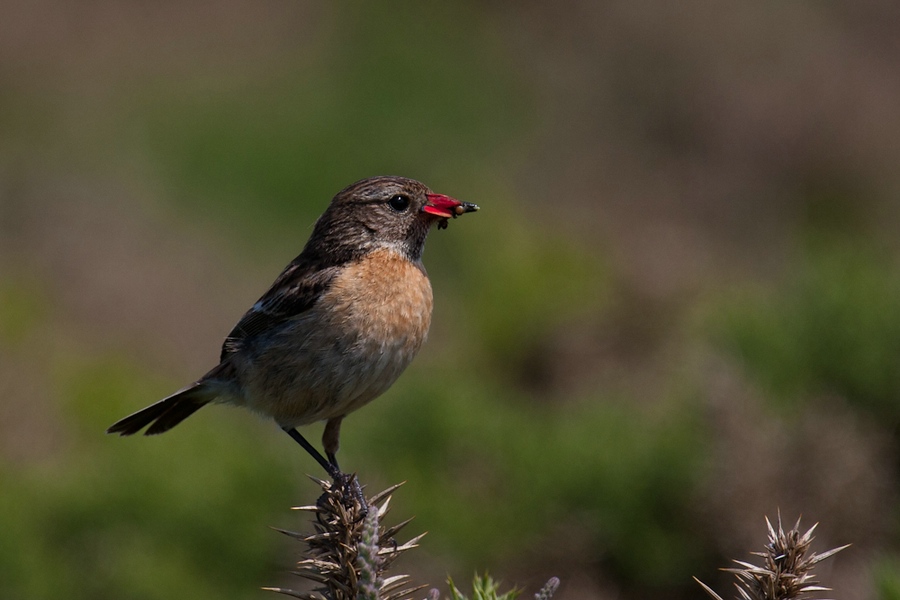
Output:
[
  {"xmin": 715, "ymin": 233, "xmax": 900, "ymax": 421},
  {"xmin": 2, "ymin": 2, "xmax": 899, "ymax": 600}
]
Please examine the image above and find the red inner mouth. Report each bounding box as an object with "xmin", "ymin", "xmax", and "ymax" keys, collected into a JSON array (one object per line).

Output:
[{"xmin": 423, "ymin": 193, "xmax": 461, "ymax": 218}]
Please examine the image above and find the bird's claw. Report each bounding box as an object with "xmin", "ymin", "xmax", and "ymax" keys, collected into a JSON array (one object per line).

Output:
[{"xmin": 332, "ymin": 471, "xmax": 368, "ymax": 520}]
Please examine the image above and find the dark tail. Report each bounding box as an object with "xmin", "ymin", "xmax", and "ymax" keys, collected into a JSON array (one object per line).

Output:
[{"xmin": 107, "ymin": 383, "xmax": 211, "ymax": 436}]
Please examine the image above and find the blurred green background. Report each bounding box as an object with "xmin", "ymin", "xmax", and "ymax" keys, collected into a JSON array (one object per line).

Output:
[{"xmin": 2, "ymin": 2, "xmax": 900, "ymax": 599}]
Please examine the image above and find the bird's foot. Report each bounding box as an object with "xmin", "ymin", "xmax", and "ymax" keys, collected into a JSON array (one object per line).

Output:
[{"xmin": 332, "ymin": 471, "xmax": 368, "ymax": 519}]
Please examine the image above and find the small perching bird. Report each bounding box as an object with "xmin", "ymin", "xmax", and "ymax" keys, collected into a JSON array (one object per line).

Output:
[{"xmin": 107, "ymin": 176, "xmax": 478, "ymax": 480}]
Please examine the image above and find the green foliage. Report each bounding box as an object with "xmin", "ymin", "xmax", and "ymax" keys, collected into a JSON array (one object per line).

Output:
[
  {"xmin": 432, "ymin": 199, "xmax": 612, "ymax": 366},
  {"xmin": 712, "ymin": 234, "xmax": 900, "ymax": 421},
  {"xmin": 350, "ymin": 375, "xmax": 706, "ymax": 585},
  {"xmin": 447, "ymin": 574, "xmax": 520, "ymax": 600},
  {"xmin": 874, "ymin": 555, "xmax": 900, "ymax": 600},
  {"xmin": 136, "ymin": 3, "xmax": 530, "ymax": 246},
  {"xmin": 0, "ymin": 354, "xmax": 301, "ymax": 600}
]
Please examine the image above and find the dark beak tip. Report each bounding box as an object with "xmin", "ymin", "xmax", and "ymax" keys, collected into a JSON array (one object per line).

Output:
[{"xmin": 454, "ymin": 202, "xmax": 480, "ymax": 216}]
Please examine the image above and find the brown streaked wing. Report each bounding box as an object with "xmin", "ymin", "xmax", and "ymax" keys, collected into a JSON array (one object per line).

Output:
[{"xmin": 219, "ymin": 261, "xmax": 340, "ymax": 361}]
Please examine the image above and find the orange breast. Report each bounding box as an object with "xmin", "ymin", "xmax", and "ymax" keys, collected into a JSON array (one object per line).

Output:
[
  {"xmin": 236, "ymin": 247, "xmax": 435, "ymax": 426},
  {"xmin": 314, "ymin": 247, "xmax": 433, "ymax": 415},
  {"xmin": 323, "ymin": 247, "xmax": 434, "ymax": 353}
]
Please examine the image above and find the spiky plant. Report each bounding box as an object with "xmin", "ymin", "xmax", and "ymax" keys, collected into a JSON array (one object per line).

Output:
[
  {"xmin": 265, "ymin": 477, "xmax": 425, "ymax": 600},
  {"xmin": 448, "ymin": 574, "xmax": 519, "ymax": 600},
  {"xmin": 438, "ymin": 573, "xmax": 558, "ymax": 600},
  {"xmin": 695, "ymin": 515, "xmax": 849, "ymax": 600},
  {"xmin": 265, "ymin": 476, "xmax": 559, "ymax": 600}
]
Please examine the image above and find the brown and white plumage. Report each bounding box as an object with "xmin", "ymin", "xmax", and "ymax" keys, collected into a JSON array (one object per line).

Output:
[{"xmin": 107, "ymin": 176, "xmax": 478, "ymax": 477}]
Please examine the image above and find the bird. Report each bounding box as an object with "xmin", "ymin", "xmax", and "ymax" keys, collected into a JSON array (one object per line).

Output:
[{"xmin": 107, "ymin": 176, "xmax": 478, "ymax": 482}]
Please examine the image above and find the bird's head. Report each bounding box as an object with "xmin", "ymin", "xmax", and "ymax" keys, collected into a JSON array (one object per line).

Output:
[{"xmin": 308, "ymin": 176, "xmax": 478, "ymax": 263}]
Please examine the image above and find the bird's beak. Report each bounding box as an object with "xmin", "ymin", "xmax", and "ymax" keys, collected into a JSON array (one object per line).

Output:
[{"xmin": 423, "ymin": 193, "xmax": 480, "ymax": 219}]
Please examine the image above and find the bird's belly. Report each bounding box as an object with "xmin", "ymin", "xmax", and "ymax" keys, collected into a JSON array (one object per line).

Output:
[{"xmin": 236, "ymin": 249, "xmax": 433, "ymax": 427}]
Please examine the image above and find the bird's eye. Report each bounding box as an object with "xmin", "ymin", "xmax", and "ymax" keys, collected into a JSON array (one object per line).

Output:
[{"xmin": 388, "ymin": 194, "xmax": 411, "ymax": 212}]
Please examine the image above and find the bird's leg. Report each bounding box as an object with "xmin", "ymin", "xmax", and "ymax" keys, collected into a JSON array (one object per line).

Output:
[
  {"xmin": 283, "ymin": 427, "xmax": 340, "ymax": 480},
  {"xmin": 323, "ymin": 416, "xmax": 343, "ymax": 470},
  {"xmin": 283, "ymin": 425, "xmax": 366, "ymax": 514},
  {"xmin": 322, "ymin": 415, "xmax": 367, "ymax": 514}
]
